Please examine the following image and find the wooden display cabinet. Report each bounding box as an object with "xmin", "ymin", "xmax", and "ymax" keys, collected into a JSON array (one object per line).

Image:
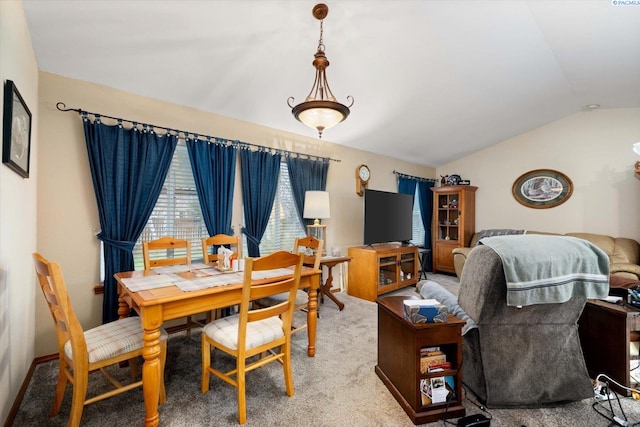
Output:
[
  {"xmin": 347, "ymin": 244, "xmax": 418, "ymax": 302},
  {"xmin": 375, "ymin": 296, "xmax": 465, "ymax": 424},
  {"xmin": 431, "ymin": 185, "xmax": 477, "ymax": 274}
]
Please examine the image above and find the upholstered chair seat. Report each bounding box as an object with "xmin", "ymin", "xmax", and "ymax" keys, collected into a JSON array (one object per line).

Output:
[{"xmin": 64, "ymin": 317, "xmax": 168, "ymax": 363}]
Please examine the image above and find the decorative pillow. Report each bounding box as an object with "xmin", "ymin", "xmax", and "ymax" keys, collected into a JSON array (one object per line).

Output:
[
  {"xmin": 475, "ymin": 229, "xmax": 525, "ymax": 246},
  {"xmin": 418, "ymin": 280, "xmax": 477, "ymax": 335}
]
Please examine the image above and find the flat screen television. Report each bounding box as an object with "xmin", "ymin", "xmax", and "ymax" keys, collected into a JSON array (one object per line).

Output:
[{"xmin": 363, "ymin": 189, "xmax": 414, "ymax": 245}]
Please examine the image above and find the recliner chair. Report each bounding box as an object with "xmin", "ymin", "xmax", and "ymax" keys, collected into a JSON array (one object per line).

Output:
[{"xmin": 457, "ymin": 245, "xmax": 594, "ymax": 407}]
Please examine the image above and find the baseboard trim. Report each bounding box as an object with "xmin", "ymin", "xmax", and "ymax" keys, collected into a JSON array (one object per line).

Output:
[{"xmin": 3, "ymin": 353, "xmax": 57, "ymax": 427}]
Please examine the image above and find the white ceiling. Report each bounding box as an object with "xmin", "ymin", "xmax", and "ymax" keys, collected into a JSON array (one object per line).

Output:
[{"xmin": 22, "ymin": 0, "xmax": 640, "ymax": 167}]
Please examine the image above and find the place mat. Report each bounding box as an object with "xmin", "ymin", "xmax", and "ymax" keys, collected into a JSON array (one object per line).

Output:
[
  {"xmin": 175, "ymin": 268, "xmax": 294, "ymax": 292},
  {"xmin": 121, "ymin": 274, "xmax": 184, "ymax": 292},
  {"xmin": 122, "ymin": 268, "xmax": 294, "ymax": 293},
  {"xmin": 174, "ymin": 273, "xmax": 244, "ymax": 292},
  {"xmin": 150, "ymin": 263, "xmax": 210, "ymax": 274}
]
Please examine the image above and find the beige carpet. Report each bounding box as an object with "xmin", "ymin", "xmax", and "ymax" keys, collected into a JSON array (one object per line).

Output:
[{"xmin": 11, "ymin": 274, "xmax": 640, "ymax": 426}]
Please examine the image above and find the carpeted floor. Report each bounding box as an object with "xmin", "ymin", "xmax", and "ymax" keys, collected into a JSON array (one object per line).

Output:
[{"xmin": 11, "ymin": 273, "xmax": 640, "ymax": 426}]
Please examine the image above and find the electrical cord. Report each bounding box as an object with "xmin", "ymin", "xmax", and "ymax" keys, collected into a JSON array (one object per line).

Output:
[
  {"xmin": 595, "ymin": 374, "xmax": 640, "ymax": 400},
  {"xmin": 592, "ymin": 374, "xmax": 640, "ymax": 426},
  {"xmin": 592, "ymin": 382, "xmax": 627, "ymax": 426},
  {"xmin": 461, "ymin": 384, "xmax": 493, "ymax": 421}
]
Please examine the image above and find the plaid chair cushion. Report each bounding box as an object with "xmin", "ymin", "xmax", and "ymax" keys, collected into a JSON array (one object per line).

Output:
[
  {"xmin": 203, "ymin": 315, "xmax": 284, "ymax": 351},
  {"xmin": 64, "ymin": 316, "xmax": 168, "ymax": 364},
  {"xmin": 255, "ymin": 290, "xmax": 308, "ymax": 307}
]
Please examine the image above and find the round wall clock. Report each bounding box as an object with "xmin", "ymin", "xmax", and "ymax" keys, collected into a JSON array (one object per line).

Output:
[{"xmin": 356, "ymin": 164, "xmax": 370, "ymax": 196}]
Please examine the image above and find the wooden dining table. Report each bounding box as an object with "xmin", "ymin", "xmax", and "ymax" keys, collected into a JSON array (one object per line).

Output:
[{"xmin": 115, "ymin": 264, "xmax": 321, "ymax": 427}]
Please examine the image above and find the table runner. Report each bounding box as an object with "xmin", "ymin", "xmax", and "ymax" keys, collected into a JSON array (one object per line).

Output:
[{"xmin": 120, "ymin": 267, "xmax": 296, "ymax": 293}]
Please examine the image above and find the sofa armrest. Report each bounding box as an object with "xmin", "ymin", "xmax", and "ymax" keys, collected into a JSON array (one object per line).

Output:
[
  {"xmin": 452, "ymin": 247, "xmax": 473, "ymax": 278},
  {"xmin": 610, "ymin": 263, "xmax": 640, "ymax": 280}
]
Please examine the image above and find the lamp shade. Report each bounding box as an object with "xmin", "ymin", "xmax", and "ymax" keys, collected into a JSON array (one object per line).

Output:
[
  {"xmin": 296, "ymin": 102, "xmax": 348, "ymax": 133},
  {"xmin": 634, "ymin": 142, "xmax": 640, "ymax": 156},
  {"xmin": 303, "ymin": 191, "xmax": 330, "ymax": 220}
]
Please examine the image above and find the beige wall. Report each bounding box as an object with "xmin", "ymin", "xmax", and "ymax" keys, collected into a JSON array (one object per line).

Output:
[
  {"xmin": 0, "ymin": 1, "xmax": 39, "ymax": 423},
  {"xmin": 35, "ymin": 72, "xmax": 434, "ymax": 357},
  {"xmin": 437, "ymin": 108, "xmax": 640, "ymax": 242}
]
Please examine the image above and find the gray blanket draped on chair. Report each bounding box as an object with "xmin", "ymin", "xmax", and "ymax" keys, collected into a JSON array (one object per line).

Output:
[{"xmin": 479, "ymin": 234, "xmax": 610, "ymax": 306}]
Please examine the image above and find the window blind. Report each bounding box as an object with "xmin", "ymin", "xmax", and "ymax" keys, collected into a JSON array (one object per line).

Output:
[
  {"xmin": 412, "ymin": 186, "xmax": 426, "ymax": 246},
  {"xmin": 133, "ymin": 140, "xmax": 208, "ymax": 269},
  {"xmin": 257, "ymin": 161, "xmax": 306, "ymax": 255}
]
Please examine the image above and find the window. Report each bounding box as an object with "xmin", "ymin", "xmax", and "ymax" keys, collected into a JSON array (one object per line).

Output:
[
  {"xmin": 256, "ymin": 161, "xmax": 306, "ymax": 255},
  {"xmin": 133, "ymin": 140, "xmax": 209, "ymax": 269},
  {"xmin": 412, "ymin": 186, "xmax": 426, "ymax": 246}
]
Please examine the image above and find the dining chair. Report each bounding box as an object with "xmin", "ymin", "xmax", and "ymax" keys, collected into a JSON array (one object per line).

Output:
[
  {"xmin": 200, "ymin": 250, "xmax": 304, "ymax": 425},
  {"xmin": 201, "ymin": 233, "xmax": 242, "ymax": 266},
  {"xmin": 253, "ymin": 236, "xmax": 323, "ymax": 334},
  {"xmin": 143, "ymin": 236, "xmax": 201, "ymax": 336},
  {"xmin": 202, "ymin": 234, "xmax": 243, "ymax": 321},
  {"xmin": 33, "ymin": 252, "xmax": 168, "ymax": 427}
]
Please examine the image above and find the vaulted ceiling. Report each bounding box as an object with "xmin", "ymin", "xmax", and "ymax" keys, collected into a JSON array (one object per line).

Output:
[{"xmin": 22, "ymin": 0, "xmax": 640, "ymax": 167}]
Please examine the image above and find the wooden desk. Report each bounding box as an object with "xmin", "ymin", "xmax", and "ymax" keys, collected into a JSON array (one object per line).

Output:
[
  {"xmin": 115, "ymin": 266, "xmax": 320, "ymax": 427},
  {"xmin": 319, "ymin": 256, "xmax": 351, "ymax": 311}
]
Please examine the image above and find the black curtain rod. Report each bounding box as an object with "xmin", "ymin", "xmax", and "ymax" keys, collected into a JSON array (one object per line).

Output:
[
  {"xmin": 56, "ymin": 102, "xmax": 340, "ymax": 163},
  {"xmin": 393, "ymin": 170, "xmax": 436, "ymax": 183}
]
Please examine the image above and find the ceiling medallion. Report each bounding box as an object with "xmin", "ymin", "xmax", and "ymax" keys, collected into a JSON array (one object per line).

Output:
[{"xmin": 287, "ymin": 3, "xmax": 353, "ymax": 139}]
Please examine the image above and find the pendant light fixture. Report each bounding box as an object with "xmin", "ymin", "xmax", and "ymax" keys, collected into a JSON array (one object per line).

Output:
[{"xmin": 288, "ymin": 3, "xmax": 353, "ymax": 139}]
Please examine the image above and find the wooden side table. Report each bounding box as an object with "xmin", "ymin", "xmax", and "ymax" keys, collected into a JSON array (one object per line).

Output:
[
  {"xmin": 578, "ymin": 299, "xmax": 640, "ymax": 396},
  {"xmin": 418, "ymin": 248, "xmax": 431, "ymax": 280},
  {"xmin": 375, "ymin": 295, "xmax": 465, "ymax": 424},
  {"xmin": 319, "ymin": 256, "xmax": 351, "ymax": 311}
]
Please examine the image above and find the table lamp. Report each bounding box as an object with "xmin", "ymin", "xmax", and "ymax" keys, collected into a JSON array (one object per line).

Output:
[{"xmin": 303, "ymin": 191, "xmax": 330, "ymax": 251}]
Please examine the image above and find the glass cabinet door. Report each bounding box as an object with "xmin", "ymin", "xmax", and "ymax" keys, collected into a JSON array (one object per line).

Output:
[{"xmin": 436, "ymin": 193, "xmax": 460, "ymax": 243}]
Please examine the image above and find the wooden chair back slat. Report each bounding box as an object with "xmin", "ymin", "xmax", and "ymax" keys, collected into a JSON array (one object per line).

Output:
[
  {"xmin": 143, "ymin": 236, "xmax": 191, "ymax": 270},
  {"xmin": 33, "ymin": 253, "xmax": 86, "ymax": 365},
  {"xmin": 293, "ymin": 236, "xmax": 323, "ymax": 270},
  {"xmin": 247, "ymin": 302, "xmax": 288, "ymax": 323},
  {"xmin": 202, "ymin": 234, "xmax": 241, "ymax": 266}
]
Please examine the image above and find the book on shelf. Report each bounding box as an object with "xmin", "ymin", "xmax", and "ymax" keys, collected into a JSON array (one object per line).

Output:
[
  {"xmin": 420, "ymin": 372, "xmax": 456, "ymax": 405},
  {"xmin": 419, "ymin": 378, "xmax": 432, "ymax": 406},
  {"xmin": 444, "ymin": 375, "xmax": 456, "ymax": 400},
  {"xmin": 420, "ymin": 346, "xmax": 442, "ymax": 356},
  {"xmin": 430, "ymin": 373, "xmax": 448, "ymax": 404},
  {"xmin": 428, "ymin": 364, "xmax": 456, "ymax": 402},
  {"xmin": 403, "ymin": 299, "xmax": 448, "ymax": 323},
  {"xmin": 420, "ymin": 352, "xmax": 446, "ymax": 374},
  {"xmin": 429, "ymin": 361, "xmax": 451, "ymax": 371}
]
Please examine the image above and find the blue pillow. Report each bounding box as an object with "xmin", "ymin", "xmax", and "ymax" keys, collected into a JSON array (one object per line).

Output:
[{"xmin": 418, "ymin": 280, "xmax": 477, "ymax": 335}]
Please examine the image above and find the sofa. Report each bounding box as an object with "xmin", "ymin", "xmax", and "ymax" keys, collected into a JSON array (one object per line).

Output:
[{"xmin": 452, "ymin": 230, "xmax": 640, "ymax": 280}]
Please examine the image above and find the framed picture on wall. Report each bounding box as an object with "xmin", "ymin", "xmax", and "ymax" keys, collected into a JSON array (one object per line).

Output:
[
  {"xmin": 2, "ymin": 80, "xmax": 32, "ymax": 178},
  {"xmin": 512, "ymin": 169, "xmax": 573, "ymax": 209}
]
